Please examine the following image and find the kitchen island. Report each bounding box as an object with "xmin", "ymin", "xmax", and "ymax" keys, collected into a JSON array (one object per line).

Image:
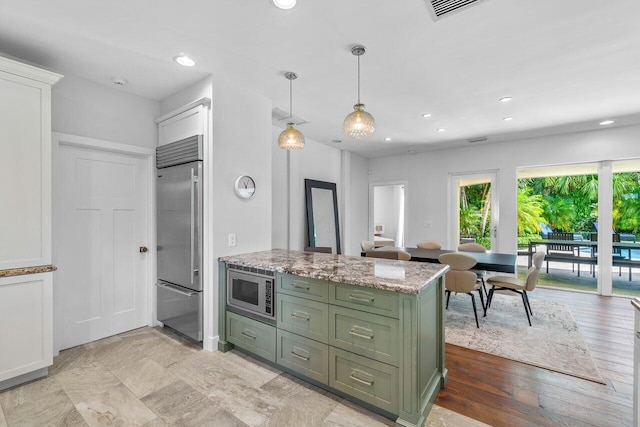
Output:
[{"xmin": 218, "ymin": 249, "xmax": 448, "ymax": 427}]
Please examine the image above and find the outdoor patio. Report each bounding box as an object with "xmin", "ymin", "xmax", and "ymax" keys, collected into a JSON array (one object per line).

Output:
[{"xmin": 516, "ymin": 255, "xmax": 640, "ymax": 297}]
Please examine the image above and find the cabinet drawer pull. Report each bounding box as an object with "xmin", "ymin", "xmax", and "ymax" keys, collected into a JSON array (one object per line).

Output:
[
  {"xmin": 291, "ymin": 311, "xmax": 310, "ymax": 321},
  {"xmin": 349, "ymin": 372, "xmax": 374, "ymax": 387},
  {"xmin": 349, "ymin": 294, "xmax": 374, "ymax": 303},
  {"xmin": 291, "ymin": 282, "xmax": 310, "ymax": 290},
  {"xmin": 349, "ymin": 327, "xmax": 374, "ymax": 340},
  {"xmin": 290, "ymin": 350, "xmax": 310, "ymax": 361},
  {"xmin": 241, "ymin": 331, "xmax": 257, "ymax": 340}
]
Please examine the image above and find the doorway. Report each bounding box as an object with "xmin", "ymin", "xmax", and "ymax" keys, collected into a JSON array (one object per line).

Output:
[
  {"xmin": 449, "ymin": 172, "xmax": 498, "ymax": 251},
  {"xmin": 53, "ymin": 134, "xmax": 153, "ymax": 351},
  {"xmin": 371, "ymin": 183, "xmax": 406, "ymax": 248}
]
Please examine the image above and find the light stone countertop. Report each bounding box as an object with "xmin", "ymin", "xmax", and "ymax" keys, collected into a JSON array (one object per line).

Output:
[
  {"xmin": 219, "ymin": 249, "xmax": 449, "ymax": 295},
  {"xmin": 0, "ymin": 265, "xmax": 57, "ymax": 278}
]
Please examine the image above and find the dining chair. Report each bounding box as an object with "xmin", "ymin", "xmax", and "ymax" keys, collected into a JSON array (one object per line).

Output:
[
  {"xmin": 361, "ymin": 240, "xmax": 374, "ymax": 251},
  {"xmin": 457, "ymin": 242, "xmax": 488, "ymax": 298},
  {"xmin": 438, "ymin": 253, "xmax": 485, "ymax": 328},
  {"xmin": 486, "ymin": 251, "xmax": 545, "ymax": 326},
  {"xmin": 417, "ymin": 240, "xmax": 441, "ymax": 250},
  {"xmin": 366, "ymin": 249, "xmax": 412, "ymax": 261}
]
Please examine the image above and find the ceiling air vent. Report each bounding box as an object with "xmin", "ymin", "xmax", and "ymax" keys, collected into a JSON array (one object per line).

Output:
[
  {"xmin": 271, "ymin": 107, "xmax": 308, "ymax": 127},
  {"xmin": 426, "ymin": 0, "xmax": 491, "ymax": 20},
  {"xmin": 467, "ymin": 136, "xmax": 488, "ymax": 144}
]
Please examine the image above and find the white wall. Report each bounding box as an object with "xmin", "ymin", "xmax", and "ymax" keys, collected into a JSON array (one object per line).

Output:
[
  {"xmin": 373, "ymin": 185, "xmax": 401, "ymax": 240},
  {"xmin": 347, "ymin": 152, "xmax": 369, "ymax": 255},
  {"xmin": 272, "ymin": 129, "xmax": 343, "ymax": 252},
  {"xmin": 53, "ymin": 73, "xmax": 159, "ymax": 147},
  {"xmin": 368, "ymin": 124, "xmax": 640, "ymax": 253}
]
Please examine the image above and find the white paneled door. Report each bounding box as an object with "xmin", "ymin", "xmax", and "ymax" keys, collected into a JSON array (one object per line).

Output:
[{"xmin": 56, "ymin": 142, "xmax": 149, "ymax": 350}]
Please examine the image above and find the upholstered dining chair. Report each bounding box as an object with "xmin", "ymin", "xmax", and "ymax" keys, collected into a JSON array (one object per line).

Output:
[
  {"xmin": 485, "ymin": 251, "xmax": 545, "ymax": 326},
  {"xmin": 361, "ymin": 240, "xmax": 374, "ymax": 251},
  {"xmin": 417, "ymin": 240, "xmax": 442, "ymax": 250},
  {"xmin": 438, "ymin": 253, "xmax": 485, "ymax": 328},
  {"xmin": 366, "ymin": 249, "xmax": 412, "ymax": 261},
  {"xmin": 457, "ymin": 242, "xmax": 488, "ymax": 298}
]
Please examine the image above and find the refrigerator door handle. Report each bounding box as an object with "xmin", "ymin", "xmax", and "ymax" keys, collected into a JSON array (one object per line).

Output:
[
  {"xmin": 190, "ymin": 167, "xmax": 195, "ymax": 286},
  {"xmin": 157, "ymin": 281, "xmax": 197, "ymax": 297}
]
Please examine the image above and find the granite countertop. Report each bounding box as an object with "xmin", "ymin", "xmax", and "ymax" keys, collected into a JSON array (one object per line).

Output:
[
  {"xmin": 219, "ymin": 249, "xmax": 449, "ymax": 295},
  {"xmin": 0, "ymin": 265, "xmax": 57, "ymax": 278}
]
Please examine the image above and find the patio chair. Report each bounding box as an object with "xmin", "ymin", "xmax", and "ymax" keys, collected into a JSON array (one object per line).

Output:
[
  {"xmin": 439, "ymin": 253, "xmax": 485, "ymax": 328},
  {"xmin": 486, "ymin": 251, "xmax": 545, "ymax": 326}
]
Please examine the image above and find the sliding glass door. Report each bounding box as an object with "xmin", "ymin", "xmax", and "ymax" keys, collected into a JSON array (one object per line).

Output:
[{"xmin": 517, "ymin": 160, "xmax": 640, "ymax": 297}]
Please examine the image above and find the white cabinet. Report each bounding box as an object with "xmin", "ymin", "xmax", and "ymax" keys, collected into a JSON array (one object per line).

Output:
[
  {"xmin": 0, "ymin": 274, "xmax": 53, "ymax": 385},
  {"xmin": 0, "ymin": 55, "xmax": 61, "ymax": 390},
  {"xmin": 0, "ymin": 56, "xmax": 62, "ymax": 270}
]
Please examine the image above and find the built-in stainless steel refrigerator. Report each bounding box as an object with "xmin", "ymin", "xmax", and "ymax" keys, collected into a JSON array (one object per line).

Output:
[{"xmin": 156, "ymin": 135, "xmax": 203, "ymax": 342}]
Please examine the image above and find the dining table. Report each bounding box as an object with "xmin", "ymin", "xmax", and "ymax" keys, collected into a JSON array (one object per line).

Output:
[{"xmin": 363, "ymin": 246, "xmax": 517, "ymax": 274}]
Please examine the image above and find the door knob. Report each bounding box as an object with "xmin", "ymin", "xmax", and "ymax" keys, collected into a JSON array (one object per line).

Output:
[{"xmin": 139, "ymin": 246, "xmax": 148, "ymax": 253}]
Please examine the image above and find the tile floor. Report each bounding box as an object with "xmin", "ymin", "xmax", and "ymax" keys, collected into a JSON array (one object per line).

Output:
[{"xmin": 0, "ymin": 327, "xmax": 486, "ymax": 426}]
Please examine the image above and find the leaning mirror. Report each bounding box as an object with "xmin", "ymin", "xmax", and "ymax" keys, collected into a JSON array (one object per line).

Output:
[{"xmin": 305, "ymin": 179, "xmax": 341, "ymax": 254}]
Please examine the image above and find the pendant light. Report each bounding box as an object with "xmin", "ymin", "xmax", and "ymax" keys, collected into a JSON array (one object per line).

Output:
[
  {"xmin": 278, "ymin": 72, "xmax": 305, "ymax": 150},
  {"xmin": 343, "ymin": 45, "xmax": 375, "ymax": 138}
]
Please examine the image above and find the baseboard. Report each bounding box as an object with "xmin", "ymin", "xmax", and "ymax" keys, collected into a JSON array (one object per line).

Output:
[
  {"xmin": 0, "ymin": 368, "xmax": 48, "ymax": 391},
  {"xmin": 203, "ymin": 335, "xmax": 219, "ymax": 352}
]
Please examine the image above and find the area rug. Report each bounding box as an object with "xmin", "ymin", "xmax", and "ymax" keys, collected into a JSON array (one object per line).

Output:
[{"xmin": 444, "ymin": 293, "xmax": 606, "ymax": 384}]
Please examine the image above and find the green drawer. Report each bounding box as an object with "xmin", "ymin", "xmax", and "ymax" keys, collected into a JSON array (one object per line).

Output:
[
  {"xmin": 329, "ymin": 283, "xmax": 399, "ymax": 318},
  {"xmin": 277, "ymin": 329, "xmax": 329, "ymax": 385},
  {"xmin": 329, "ymin": 305, "xmax": 399, "ymax": 366},
  {"xmin": 329, "ymin": 347, "xmax": 398, "ymax": 415},
  {"xmin": 226, "ymin": 311, "xmax": 276, "ymax": 363},
  {"xmin": 277, "ymin": 293, "xmax": 329, "ymax": 343},
  {"xmin": 278, "ymin": 274, "xmax": 328, "ymax": 302}
]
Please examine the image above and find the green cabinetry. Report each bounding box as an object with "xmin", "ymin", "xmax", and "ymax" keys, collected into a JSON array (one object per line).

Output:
[{"xmin": 218, "ymin": 261, "xmax": 445, "ymax": 427}]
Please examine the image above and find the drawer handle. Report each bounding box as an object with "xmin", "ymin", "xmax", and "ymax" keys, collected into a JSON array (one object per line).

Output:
[
  {"xmin": 349, "ymin": 328, "xmax": 374, "ymax": 340},
  {"xmin": 291, "ymin": 282, "xmax": 311, "ymax": 290},
  {"xmin": 291, "ymin": 311, "xmax": 310, "ymax": 321},
  {"xmin": 241, "ymin": 331, "xmax": 257, "ymax": 340},
  {"xmin": 349, "ymin": 294, "xmax": 374, "ymax": 303},
  {"xmin": 349, "ymin": 372, "xmax": 374, "ymax": 387},
  {"xmin": 290, "ymin": 350, "xmax": 310, "ymax": 361}
]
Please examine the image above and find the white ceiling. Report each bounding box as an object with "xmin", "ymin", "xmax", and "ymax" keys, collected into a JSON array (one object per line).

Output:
[{"xmin": 1, "ymin": 0, "xmax": 640, "ymax": 158}]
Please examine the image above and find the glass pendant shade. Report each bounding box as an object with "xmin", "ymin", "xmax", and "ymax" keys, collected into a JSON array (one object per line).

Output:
[
  {"xmin": 343, "ymin": 103, "xmax": 375, "ymax": 138},
  {"xmin": 278, "ymin": 122, "xmax": 305, "ymax": 150},
  {"xmin": 344, "ymin": 45, "xmax": 375, "ymax": 138}
]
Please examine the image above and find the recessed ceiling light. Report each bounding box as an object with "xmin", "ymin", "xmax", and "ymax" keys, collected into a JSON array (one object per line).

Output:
[
  {"xmin": 503, "ymin": 117, "xmax": 514, "ymax": 121},
  {"xmin": 422, "ymin": 113, "xmax": 432, "ymax": 118},
  {"xmin": 271, "ymin": 0, "xmax": 296, "ymax": 9},
  {"xmin": 437, "ymin": 128, "xmax": 446, "ymax": 132},
  {"xmin": 332, "ymin": 139, "xmax": 342, "ymax": 143},
  {"xmin": 499, "ymin": 96, "xmax": 513, "ymax": 103},
  {"xmin": 599, "ymin": 120, "xmax": 615, "ymax": 126},
  {"xmin": 384, "ymin": 137, "xmax": 392, "ymax": 141},
  {"xmin": 174, "ymin": 54, "xmax": 195, "ymax": 67}
]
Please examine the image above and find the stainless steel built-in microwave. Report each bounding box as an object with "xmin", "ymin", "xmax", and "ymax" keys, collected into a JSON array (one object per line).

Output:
[{"xmin": 227, "ymin": 266, "xmax": 275, "ymax": 323}]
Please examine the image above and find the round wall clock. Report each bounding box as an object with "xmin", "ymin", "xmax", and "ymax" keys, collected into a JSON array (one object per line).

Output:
[{"xmin": 234, "ymin": 175, "xmax": 256, "ymax": 199}]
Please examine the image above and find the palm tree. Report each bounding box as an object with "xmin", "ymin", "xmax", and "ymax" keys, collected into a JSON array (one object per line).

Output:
[{"xmin": 517, "ymin": 187, "xmax": 545, "ymax": 234}]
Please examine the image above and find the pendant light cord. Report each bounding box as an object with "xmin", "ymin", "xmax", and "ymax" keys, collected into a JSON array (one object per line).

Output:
[
  {"xmin": 357, "ymin": 54, "xmax": 361, "ymax": 104},
  {"xmin": 289, "ymin": 77, "xmax": 293, "ymax": 119}
]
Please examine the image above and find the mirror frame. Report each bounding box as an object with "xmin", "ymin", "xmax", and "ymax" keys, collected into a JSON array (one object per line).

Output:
[{"xmin": 305, "ymin": 179, "xmax": 341, "ymax": 254}]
